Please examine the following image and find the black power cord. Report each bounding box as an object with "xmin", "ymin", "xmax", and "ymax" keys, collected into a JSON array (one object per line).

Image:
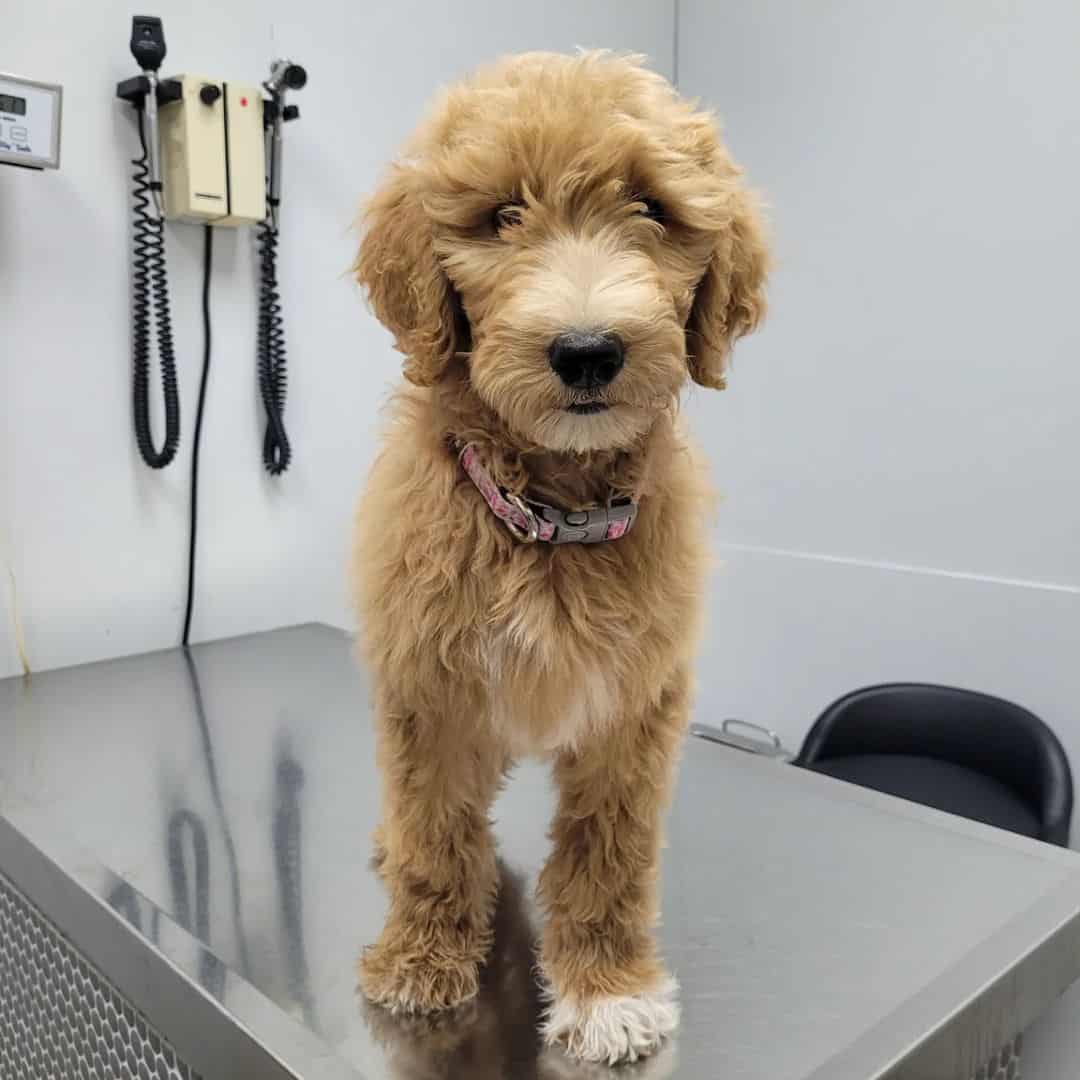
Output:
[
  {"xmin": 257, "ymin": 217, "xmax": 291, "ymax": 474},
  {"xmin": 182, "ymin": 225, "xmax": 214, "ymax": 648},
  {"xmin": 131, "ymin": 111, "xmax": 181, "ymax": 468}
]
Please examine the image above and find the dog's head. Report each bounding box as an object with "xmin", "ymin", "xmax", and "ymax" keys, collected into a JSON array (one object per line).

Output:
[{"xmin": 356, "ymin": 51, "xmax": 768, "ymax": 453}]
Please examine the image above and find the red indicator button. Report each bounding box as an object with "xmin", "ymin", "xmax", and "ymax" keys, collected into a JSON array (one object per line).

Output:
[{"xmin": 240, "ymin": 96, "xmax": 248, "ymax": 107}]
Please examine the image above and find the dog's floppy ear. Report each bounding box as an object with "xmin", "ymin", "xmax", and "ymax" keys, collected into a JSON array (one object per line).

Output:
[
  {"xmin": 685, "ymin": 189, "xmax": 769, "ymax": 389},
  {"xmin": 355, "ymin": 165, "xmax": 462, "ymax": 387}
]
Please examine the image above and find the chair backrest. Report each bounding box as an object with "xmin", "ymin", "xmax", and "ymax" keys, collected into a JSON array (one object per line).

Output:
[{"xmin": 796, "ymin": 683, "xmax": 1073, "ymax": 846}]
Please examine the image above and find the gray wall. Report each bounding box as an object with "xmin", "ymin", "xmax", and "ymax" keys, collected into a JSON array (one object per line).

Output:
[
  {"xmin": 679, "ymin": 0, "xmax": 1080, "ymax": 780},
  {"xmin": 0, "ymin": 1, "xmax": 674, "ymax": 678},
  {"xmin": 677, "ymin": 3, "xmax": 1080, "ymax": 1074}
]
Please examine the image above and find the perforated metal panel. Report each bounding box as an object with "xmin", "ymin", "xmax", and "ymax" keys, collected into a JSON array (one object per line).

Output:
[
  {"xmin": 974, "ymin": 1034, "xmax": 1022, "ymax": 1080},
  {"xmin": 0, "ymin": 864, "xmax": 1029, "ymax": 1080},
  {"xmin": 0, "ymin": 872, "xmax": 202, "ymax": 1080}
]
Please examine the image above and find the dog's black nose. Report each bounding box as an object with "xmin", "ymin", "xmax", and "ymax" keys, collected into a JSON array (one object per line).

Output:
[{"xmin": 548, "ymin": 331, "xmax": 624, "ymax": 390}]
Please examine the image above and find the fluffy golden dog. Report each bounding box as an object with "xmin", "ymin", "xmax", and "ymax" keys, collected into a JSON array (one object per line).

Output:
[{"xmin": 352, "ymin": 51, "xmax": 767, "ymax": 1065}]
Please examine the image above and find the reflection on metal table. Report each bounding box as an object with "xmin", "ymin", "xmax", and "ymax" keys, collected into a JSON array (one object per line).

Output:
[{"xmin": 2, "ymin": 624, "xmax": 1080, "ymax": 1079}]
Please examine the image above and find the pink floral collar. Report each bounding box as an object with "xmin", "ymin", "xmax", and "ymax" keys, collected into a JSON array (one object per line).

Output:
[{"xmin": 458, "ymin": 443, "xmax": 638, "ymax": 545}]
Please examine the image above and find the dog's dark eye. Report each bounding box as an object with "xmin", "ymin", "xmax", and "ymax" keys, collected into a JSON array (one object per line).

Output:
[
  {"xmin": 637, "ymin": 196, "xmax": 665, "ymax": 223},
  {"xmin": 492, "ymin": 202, "xmax": 525, "ymax": 233}
]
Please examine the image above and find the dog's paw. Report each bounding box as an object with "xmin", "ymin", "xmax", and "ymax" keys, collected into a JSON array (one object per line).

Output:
[
  {"xmin": 542, "ymin": 976, "xmax": 680, "ymax": 1065},
  {"xmin": 358, "ymin": 939, "xmax": 481, "ymax": 1015}
]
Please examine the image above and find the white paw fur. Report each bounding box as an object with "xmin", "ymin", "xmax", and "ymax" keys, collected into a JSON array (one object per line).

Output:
[{"xmin": 542, "ymin": 977, "xmax": 680, "ymax": 1065}]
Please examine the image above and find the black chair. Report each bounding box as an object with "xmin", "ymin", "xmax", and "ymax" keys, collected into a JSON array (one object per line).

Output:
[{"xmin": 795, "ymin": 683, "xmax": 1073, "ymax": 846}]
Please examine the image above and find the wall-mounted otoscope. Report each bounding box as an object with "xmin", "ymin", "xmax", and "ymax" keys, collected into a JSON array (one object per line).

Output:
[
  {"xmin": 257, "ymin": 58, "xmax": 306, "ymax": 473},
  {"xmin": 263, "ymin": 60, "xmax": 306, "ymax": 228},
  {"xmin": 129, "ymin": 16, "xmax": 168, "ymax": 217}
]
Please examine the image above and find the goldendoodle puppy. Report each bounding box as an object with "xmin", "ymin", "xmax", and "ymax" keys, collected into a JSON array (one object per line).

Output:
[{"xmin": 352, "ymin": 50, "xmax": 767, "ymax": 1065}]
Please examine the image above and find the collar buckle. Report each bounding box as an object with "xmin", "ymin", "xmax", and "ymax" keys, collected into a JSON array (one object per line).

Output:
[{"xmin": 535, "ymin": 500, "xmax": 638, "ymax": 543}]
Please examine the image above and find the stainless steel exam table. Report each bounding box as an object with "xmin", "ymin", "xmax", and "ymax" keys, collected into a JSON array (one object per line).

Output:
[{"xmin": 3, "ymin": 624, "xmax": 1079, "ymax": 1079}]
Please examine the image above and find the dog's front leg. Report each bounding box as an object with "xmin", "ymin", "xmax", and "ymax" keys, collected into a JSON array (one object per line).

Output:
[
  {"xmin": 359, "ymin": 702, "xmax": 505, "ymax": 1014},
  {"xmin": 538, "ymin": 670, "xmax": 688, "ymax": 1065}
]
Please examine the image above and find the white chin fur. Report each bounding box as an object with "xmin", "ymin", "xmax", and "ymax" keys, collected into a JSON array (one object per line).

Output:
[
  {"xmin": 542, "ymin": 977, "xmax": 680, "ymax": 1065},
  {"xmin": 534, "ymin": 405, "xmax": 650, "ymax": 453}
]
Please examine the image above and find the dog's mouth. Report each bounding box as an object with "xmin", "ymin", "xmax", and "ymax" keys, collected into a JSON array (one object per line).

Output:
[{"xmin": 565, "ymin": 402, "xmax": 611, "ymax": 415}]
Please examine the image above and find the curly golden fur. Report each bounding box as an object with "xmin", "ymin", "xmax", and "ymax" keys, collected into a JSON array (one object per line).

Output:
[{"xmin": 352, "ymin": 51, "xmax": 767, "ymax": 1064}]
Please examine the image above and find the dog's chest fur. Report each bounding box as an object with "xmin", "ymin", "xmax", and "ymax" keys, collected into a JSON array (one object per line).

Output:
[
  {"xmin": 465, "ymin": 514, "xmax": 693, "ymax": 756},
  {"xmin": 480, "ymin": 583, "xmax": 621, "ymax": 756}
]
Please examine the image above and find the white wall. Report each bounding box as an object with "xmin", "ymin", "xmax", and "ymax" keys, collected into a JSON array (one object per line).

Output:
[
  {"xmin": 678, "ymin": 3, "xmax": 1080, "ymax": 1074},
  {"xmin": 678, "ymin": 0, "xmax": 1080, "ymax": 757},
  {"xmin": 0, "ymin": 1, "xmax": 674, "ymax": 679}
]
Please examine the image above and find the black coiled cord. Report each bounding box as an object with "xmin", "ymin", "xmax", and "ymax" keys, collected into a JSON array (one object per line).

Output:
[
  {"xmin": 257, "ymin": 219, "xmax": 291, "ymax": 474},
  {"xmin": 131, "ymin": 112, "xmax": 181, "ymax": 468}
]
